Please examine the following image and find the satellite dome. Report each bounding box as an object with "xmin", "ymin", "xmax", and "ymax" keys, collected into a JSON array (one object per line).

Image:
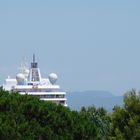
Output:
[
  {"xmin": 16, "ymin": 73, "xmax": 25, "ymax": 85},
  {"xmin": 49, "ymin": 73, "xmax": 58, "ymax": 85}
]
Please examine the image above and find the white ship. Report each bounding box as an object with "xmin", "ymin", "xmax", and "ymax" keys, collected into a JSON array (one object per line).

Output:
[{"xmin": 3, "ymin": 54, "xmax": 67, "ymax": 107}]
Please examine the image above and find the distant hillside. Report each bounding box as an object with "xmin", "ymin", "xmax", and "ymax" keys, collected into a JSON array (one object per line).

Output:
[{"xmin": 67, "ymin": 90, "xmax": 123, "ymax": 112}]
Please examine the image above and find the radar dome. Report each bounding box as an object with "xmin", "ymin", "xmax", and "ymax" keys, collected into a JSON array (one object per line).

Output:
[
  {"xmin": 16, "ymin": 73, "xmax": 25, "ymax": 85},
  {"xmin": 49, "ymin": 73, "xmax": 58, "ymax": 85}
]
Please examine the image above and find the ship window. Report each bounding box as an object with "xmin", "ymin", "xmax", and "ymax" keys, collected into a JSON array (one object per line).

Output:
[
  {"xmin": 60, "ymin": 101, "xmax": 65, "ymax": 104},
  {"xmin": 28, "ymin": 83, "xmax": 33, "ymax": 85}
]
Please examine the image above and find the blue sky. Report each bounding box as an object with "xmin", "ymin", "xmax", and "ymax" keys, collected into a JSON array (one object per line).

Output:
[{"xmin": 0, "ymin": 0, "xmax": 140, "ymax": 95}]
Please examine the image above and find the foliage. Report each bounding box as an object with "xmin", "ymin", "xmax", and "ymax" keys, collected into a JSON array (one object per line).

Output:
[
  {"xmin": 0, "ymin": 89, "xmax": 140, "ymax": 140},
  {"xmin": 0, "ymin": 90, "xmax": 99, "ymax": 140},
  {"xmin": 110, "ymin": 89, "xmax": 140, "ymax": 140},
  {"xmin": 80, "ymin": 106, "xmax": 111, "ymax": 140}
]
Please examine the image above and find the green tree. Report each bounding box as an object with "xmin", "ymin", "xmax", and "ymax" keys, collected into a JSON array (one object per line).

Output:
[
  {"xmin": 80, "ymin": 106, "xmax": 111, "ymax": 140},
  {"xmin": 110, "ymin": 89, "xmax": 140, "ymax": 140},
  {"xmin": 0, "ymin": 90, "xmax": 99, "ymax": 140}
]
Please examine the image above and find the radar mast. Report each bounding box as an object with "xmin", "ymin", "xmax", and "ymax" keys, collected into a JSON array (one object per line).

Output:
[
  {"xmin": 29, "ymin": 54, "xmax": 41, "ymax": 82},
  {"xmin": 31, "ymin": 54, "xmax": 38, "ymax": 68}
]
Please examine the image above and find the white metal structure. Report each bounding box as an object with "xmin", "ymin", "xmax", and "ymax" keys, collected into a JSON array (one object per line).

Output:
[{"xmin": 3, "ymin": 55, "xmax": 67, "ymax": 106}]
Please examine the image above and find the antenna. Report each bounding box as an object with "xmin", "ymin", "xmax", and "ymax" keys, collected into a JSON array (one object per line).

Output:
[
  {"xmin": 18, "ymin": 55, "xmax": 28, "ymax": 73},
  {"xmin": 33, "ymin": 54, "xmax": 35, "ymax": 63},
  {"xmin": 31, "ymin": 54, "xmax": 38, "ymax": 68}
]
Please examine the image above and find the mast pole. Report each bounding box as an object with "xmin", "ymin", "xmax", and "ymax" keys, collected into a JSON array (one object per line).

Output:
[{"xmin": 33, "ymin": 54, "xmax": 35, "ymax": 63}]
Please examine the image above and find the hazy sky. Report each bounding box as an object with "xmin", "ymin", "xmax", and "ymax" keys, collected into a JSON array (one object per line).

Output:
[{"xmin": 0, "ymin": 0, "xmax": 140, "ymax": 95}]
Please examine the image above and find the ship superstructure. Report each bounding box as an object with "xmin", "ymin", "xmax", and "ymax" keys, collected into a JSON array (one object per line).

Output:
[{"xmin": 3, "ymin": 55, "xmax": 67, "ymax": 106}]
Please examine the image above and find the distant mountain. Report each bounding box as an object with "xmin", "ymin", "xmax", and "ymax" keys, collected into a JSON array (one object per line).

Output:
[{"xmin": 66, "ymin": 90, "xmax": 123, "ymax": 112}]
